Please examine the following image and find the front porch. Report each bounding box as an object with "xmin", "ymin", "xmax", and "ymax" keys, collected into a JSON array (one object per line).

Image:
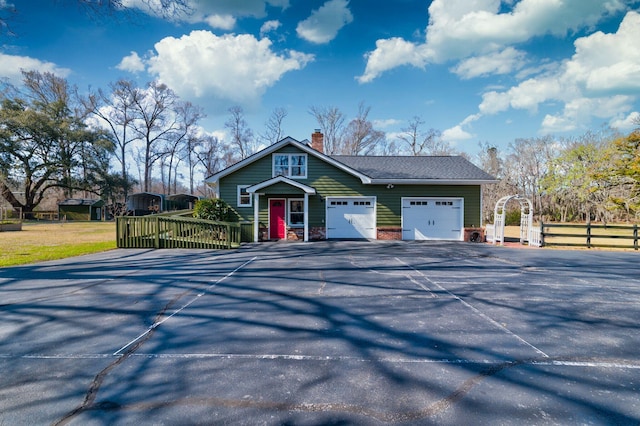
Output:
[{"xmin": 246, "ymin": 176, "xmax": 318, "ymax": 242}]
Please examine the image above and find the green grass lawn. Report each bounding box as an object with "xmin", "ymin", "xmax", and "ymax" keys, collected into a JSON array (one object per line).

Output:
[{"xmin": 0, "ymin": 222, "xmax": 117, "ymax": 267}]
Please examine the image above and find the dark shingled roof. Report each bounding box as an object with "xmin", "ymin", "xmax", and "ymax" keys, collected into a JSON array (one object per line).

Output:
[
  {"xmin": 58, "ymin": 199, "xmax": 103, "ymax": 206},
  {"xmin": 330, "ymin": 155, "xmax": 496, "ymax": 181}
]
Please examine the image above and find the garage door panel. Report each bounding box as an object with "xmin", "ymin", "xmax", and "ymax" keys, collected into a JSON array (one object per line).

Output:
[
  {"xmin": 327, "ymin": 197, "xmax": 376, "ymax": 239},
  {"xmin": 402, "ymin": 198, "xmax": 463, "ymax": 241}
]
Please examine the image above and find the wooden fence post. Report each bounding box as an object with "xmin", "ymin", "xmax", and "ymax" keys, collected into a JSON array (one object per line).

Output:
[
  {"xmin": 116, "ymin": 217, "xmax": 121, "ymax": 248},
  {"xmin": 540, "ymin": 221, "xmax": 545, "ymax": 247},
  {"xmin": 634, "ymin": 224, "xmax": 638, "ymax": 251},
  {"xmin": 586, "ymin": 222, "xmax": 591, "ymax": 249},
  {"xmin": 154, "ymin": 216, "xmax": 160, "ymax": 249}
]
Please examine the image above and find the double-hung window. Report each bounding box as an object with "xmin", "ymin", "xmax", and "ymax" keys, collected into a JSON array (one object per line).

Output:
[
  {"xmin": 273, "ymin": 154, "xmax": 307, "ymax": 178},
  {"xmin": 237, "ymin": 185, "xmax": 252, "ymax": 207},
  {"xmin": 288, "ymin": 199, "xmax": 304, "ymax": 226}
]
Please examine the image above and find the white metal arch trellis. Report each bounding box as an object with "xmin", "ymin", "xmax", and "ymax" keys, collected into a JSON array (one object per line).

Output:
[{"xmin": 490, "ymin": 195, "xmax": 533, "ymax": 245}]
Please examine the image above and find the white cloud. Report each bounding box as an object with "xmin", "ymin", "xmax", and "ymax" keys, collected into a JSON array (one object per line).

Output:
[
  {"xmin": 540, "ymin": 114, "xmax": 576, "ymax": 133},
  {"xmin": 0, "ymin": 53, "xmax": 70, "ymax": 83},
  {"xmin": 452, "ymin": 47, "xmax": 526, "ymax": 79},
  {"xmin": 515, "ymin": 60, "xmax": 559, "ymax": 80},
  {"xmin": 564, "ymin": 11, "xmax": 640, "ymax": 95},
  {"xmin": 116, "ymin": 51, "xmax": 146, "ymax": 73},
  {"xmin": 610, "ymin": 111, "xmax": 640, "ymax": 130},
  {"xmin": 425, "ymin": 0, "xmax": 628, "ymax": 62},
  {"xmin": 479, "ymin": 90, "xmax": 512, "ymax": 115},
  {"xmin": 461, "ymin": 113, "xmax": 481, "ymax": 126},
  {"xmin": 296, "ymin": 0, "xmax": 353, "ymax": 44},
  {"xmin": 442, "ymin": 125, "xmax": 473, "ymax": 142},
  {"xmin": 372, "ymin": 118, "xmax": 402, "ymax": 129},
  {"xmin": 359, "ymin": 0, "xmax": 629, "ymax": 82},
  {"xmin": 146, "ymin": 30, "xmax": 314, "ymax": 105},
  {"xmin": 479, "ymin": 74, "xmax": 565, "ymax": 115},
  {"xmin": 541, "ymin": 95, "xmax": 634, "ymax": 134},
  {"xmin": 478, "ymin": 11, "xmax": 640, "ymax": 134},
  {"xmin": 260, "ymin": 20, "xmax": 281, "ymax": 36},
  {"xmin": 357, "ymin": 38, "xmax": 428, "ymax": 84},
  {"xmin": 441, "ymin": 114, "xmax": 481, "ymax": 143},
  {"xmin": 509, "ymin": 77, "xmax": 564, "ymax": 112},
  {"xmin": 205, "ymin": 14, "xmax": 236, "ymax": 30},
  {"xmin": 122, "ymin": 0, "xmax": 290, "ymax": 20}
]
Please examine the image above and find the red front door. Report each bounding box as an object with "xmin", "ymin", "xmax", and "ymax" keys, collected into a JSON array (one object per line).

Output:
[{"xmin": 269, "ymin": 199, "xmax": 286, "ymax": 240}]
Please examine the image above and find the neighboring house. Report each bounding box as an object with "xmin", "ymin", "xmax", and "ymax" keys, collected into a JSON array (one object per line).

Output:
[
  {"xmin": 126, "ymin": 192, "xmax": 165, "ymax": 215},
  {"xmin": 58, "ymin": 199, "xmax": 104, "ymax": 221},
  {"xmin": 167, "ymin": 193, "xmax": 201, "ymax": 210},
  {"xmin": 206, "ymin": 131, "xmax": 497, "ymax": 242},
  {"xmin": 126, "ymin": 193, "xmax": 200, "ymax": 215}
]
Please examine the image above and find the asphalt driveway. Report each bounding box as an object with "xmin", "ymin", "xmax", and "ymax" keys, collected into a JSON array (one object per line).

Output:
[{"xmin": 1, "ymin": 241, "xmax": 639, "ymax": 425}]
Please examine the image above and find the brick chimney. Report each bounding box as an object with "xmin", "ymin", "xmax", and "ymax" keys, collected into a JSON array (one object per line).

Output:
[{"xmin": 311, "ymin": 129, "xmax": 324, "ymax": 153}]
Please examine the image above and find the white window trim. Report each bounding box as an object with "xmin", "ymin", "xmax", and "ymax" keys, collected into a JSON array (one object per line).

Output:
[
  {"xmin": 237, "ymin": 185, "xmax": 252, "ymax": 207},
  {"xmin": 272, "ymin": 153, "xmax": 307, "ymax": 179},
  {"xmin": 288, "ymin": 198, "xmax": 305, "ymax": 228}
]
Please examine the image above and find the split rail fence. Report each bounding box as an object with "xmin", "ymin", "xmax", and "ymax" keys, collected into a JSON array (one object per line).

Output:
[
  {"xmin": 487, "ymin": 222, "xmax": 638, "ymax": 250},
  {"xmin": 540, "ymin": 222, "xmax": 639, "ymax": 250},
  {"xmin": 116, "ymin": 215, "xmax": 242, "ymax": 249}
]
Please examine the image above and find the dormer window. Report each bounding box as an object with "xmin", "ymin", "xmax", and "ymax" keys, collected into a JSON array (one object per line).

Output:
[{"xmin": 273, "ymin": 154, "xmax": 307, "ymax": 178}]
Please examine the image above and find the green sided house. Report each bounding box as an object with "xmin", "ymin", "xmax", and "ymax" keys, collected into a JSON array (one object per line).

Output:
[
  {"xmin": 58, "ymin": 198, "xmax": 105, "ymax": 221},
  {"xmin": 205, "ymin": 131, "xmax": 497, "ymax": 242}
]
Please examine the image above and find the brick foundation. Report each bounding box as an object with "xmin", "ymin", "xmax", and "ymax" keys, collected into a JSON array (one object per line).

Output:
[
  {"xmin": 377, "ymin": 227, "xmax": 402, "ymax": 240},
  {"xmin": 258, "ymin": 227, "xmax": 268, "ymax": 241},
  {"xmin": 286, "ymin": 228, "xmax": 301, "ymax": 240},
  {"xmin": 464, "ymin": 227, "xmax": 484, "ymax": 242},
  {"xmin": 284, "ymin": 227, "xmax": 328, "ymax": 241},
  {"xmin": 259, "ymin": 226, "xmax": 485, "ymax": 242},
  {"xmin": 310, "ymin": 227, "xmax": 326, "ymax": 240}
]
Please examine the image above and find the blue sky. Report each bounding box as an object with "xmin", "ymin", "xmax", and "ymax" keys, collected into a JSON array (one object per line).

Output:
[{"xmin": 2, "ymin": 0, "xmax": 640, "ymax": 157}]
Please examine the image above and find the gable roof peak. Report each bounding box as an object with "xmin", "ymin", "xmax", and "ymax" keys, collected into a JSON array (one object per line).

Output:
[{"xmin": 205, "ymin": 136, "xmax": 372, "ymax": 186}]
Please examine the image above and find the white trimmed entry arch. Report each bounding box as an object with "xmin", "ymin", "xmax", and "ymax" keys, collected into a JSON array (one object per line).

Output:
[{"xmin": 489, "ymin": 195, "xmax": 534, "ymax": 245}]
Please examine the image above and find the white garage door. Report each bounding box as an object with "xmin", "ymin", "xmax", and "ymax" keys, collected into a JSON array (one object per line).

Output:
[
  {"xmin": 402, "ymin": 198, "xmax": 463, "ymax": 241},
  {"xmin": 326, "ymin": 197, "xmax": 376, "ymax": 239}
]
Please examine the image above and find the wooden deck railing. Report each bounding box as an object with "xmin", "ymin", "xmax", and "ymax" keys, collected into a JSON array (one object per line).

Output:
[{"xmin": 116, "ymin": 216, "xmax": 242, "ymax": 249}]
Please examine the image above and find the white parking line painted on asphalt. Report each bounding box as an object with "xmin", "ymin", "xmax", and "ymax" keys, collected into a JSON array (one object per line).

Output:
[
  {"xmin": 112, "ymin": 256, "xmax": 258, "ymax": 356},
  {"xmin": 4, "ymin": 352, "xmax": 639, "ymax": 370},
  {"xmin": 395, "ymin": 257, "xmax": 550, "ymax": 359},
  {"xmin": 348, "ymin": 255, "xmax": 437, "ymax": 297},
  {"xmin": 128, "ymin": 353, "xmax": 640, "ymax": 369},
  {"xmin": 131, "ymin": 354, "xmax": 640, "ymax": 369}
]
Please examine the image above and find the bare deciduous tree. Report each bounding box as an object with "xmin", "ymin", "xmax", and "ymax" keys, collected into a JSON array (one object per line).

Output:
[
  {"xmin": 1, "ymin": 1, "xmax": 192, "ymax": 36},
  {"xmin": 309, "ymin": 105, "xmax": 345, "ymax": 155},
  {"xmin": 0, "ymin": 2, "xmax": 16, "ymax": 37},
  {"xmin": 195, "ymin": 134, "xmax": 231, "ymax": 197},
  {"xmin": 341, "ymin": 103, "xmax": 385, "ymax": 155},
  {"xmin": 128, "ymin": 81, "xmax": 180, "ymax": 192},
  {"xmin": 260, "ymin": 107, "xmax": 288, "ymax": 146},
  {"xmin": 82, "ymin": 79, "xmax": 138, "ymax": 200},
  {"xmin": 396, "ymin": 116, "xmax": 452, "ymax": 156},
  {"xmin": 78, "ymin": 0, "xmax": 192, "ymax": 19},
  {"xmin": 506, "ymin": 136, "xmax": 556, "ymax": 214},
  {"xmin": 161, "ymin": 101, "xmax": 203, "ymax": 194},
  {"xmin": 476, "ymin": 143, "xmax": 518, "ymax": 222},
  {"xmin": 196, "ymin": 135, "xmax": 225, "ymax": 178},
  {"xmin": 225, "ymin": 106, "xmax": 255, "ymax": 161}
]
